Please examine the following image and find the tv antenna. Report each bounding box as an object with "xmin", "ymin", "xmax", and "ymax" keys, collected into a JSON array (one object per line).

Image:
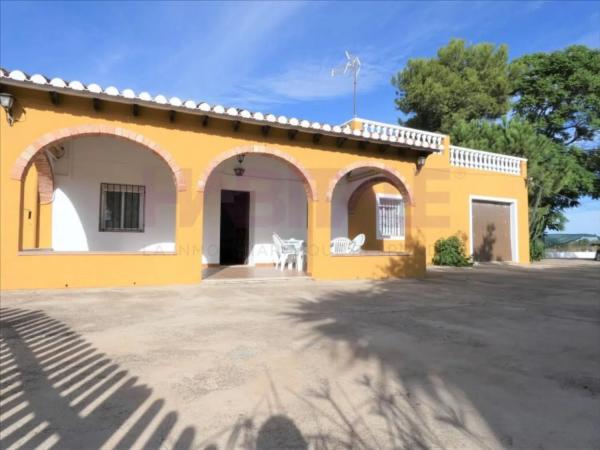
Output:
[{"xmin": 331, "ymin": 51, "xmax": 361, "ymax": 118}]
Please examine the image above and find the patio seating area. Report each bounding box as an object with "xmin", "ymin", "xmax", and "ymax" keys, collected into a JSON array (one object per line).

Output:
[
  {"xmin": 203, "ymin": 233, "xmax": 373, "ymax": 281},
  {"xmin": 272, "ymin": 233, "xmax": 305, "ymax": 271},
  {"xmin": 330, "ymin": 233, "xmax": 366, "ymax": 254}
]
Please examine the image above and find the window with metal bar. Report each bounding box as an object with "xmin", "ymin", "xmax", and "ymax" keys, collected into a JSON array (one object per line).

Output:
[
  {"xmin": 99, "ymin": 183, "xmax": 145, "ymax": 232},
  {"xmin": 376, "ymin": 194, "xmax": 404, "ymax": 239}
]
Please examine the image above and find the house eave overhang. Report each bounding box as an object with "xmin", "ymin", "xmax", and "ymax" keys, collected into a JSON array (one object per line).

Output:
[{"xmin": 0, "ymin": 69, "xmax": 444, "ymax": 154}]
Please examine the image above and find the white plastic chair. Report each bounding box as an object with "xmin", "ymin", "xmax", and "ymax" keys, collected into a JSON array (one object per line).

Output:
[
  {"xmin": 273, "ymin": 233, "xmax": 297, "ymax": 271},
  {"xmin": 330, "ymin": 237, "xmax": 352, "ymax": 255},
  {"xmin": 350, "ymin": 234, "xmax": 365, "ymax": 253}
]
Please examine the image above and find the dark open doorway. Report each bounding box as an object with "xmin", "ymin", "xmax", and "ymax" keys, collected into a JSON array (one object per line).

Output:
[{"xmin": 220, "ymin": 190, "xmax": 250, "ymax": 265}]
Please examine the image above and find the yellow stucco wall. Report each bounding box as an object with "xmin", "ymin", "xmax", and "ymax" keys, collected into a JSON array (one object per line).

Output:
[
  {"xmin": 413, "ymin": 151, "xmax": 530, "ymax": 264},
  {"xmin": 0, "ymin": 86, "xmax": 529, "ymax": 290}
]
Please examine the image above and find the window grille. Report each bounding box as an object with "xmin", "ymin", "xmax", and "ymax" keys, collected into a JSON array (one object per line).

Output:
[
  {"xmin": 377, "ymin": 194, "xmax": 404, "ymax": 239},
  {"xmin": 99, "ymin": 183, "xmax": 145, "ymax": 232}
]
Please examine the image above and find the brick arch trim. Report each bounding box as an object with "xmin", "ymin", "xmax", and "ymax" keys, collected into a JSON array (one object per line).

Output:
[
  {"xmin": 32, "ymin": 152, "xmax": 55, "ymax": 204},
  {"xmin": 197, "ymin": 145, "xmax": 317, "ymax": 201},
  {"xmin": 10, "ymin": 124, "xmax": 187, "ymax": 191},
  {"xmin": 326, "ymin": 161, "xmax": 414, "ymax": 206}
]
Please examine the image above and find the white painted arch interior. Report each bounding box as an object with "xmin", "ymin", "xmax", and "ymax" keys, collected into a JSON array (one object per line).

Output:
[
  {"xmin": 50, "ymin": 136, "xmax": 177, "ymax": 252},
  {"xmin": 201, "ymin": 154, "xmax": 308, "ymax": 265},
  {"xmin": 330, "ymin": 168, "xmax": 403, "ymax": 240}
]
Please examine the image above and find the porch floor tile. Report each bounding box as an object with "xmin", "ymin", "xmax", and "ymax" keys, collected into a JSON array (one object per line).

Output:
[{"xmin": 202, "ymin": 265, "xmax": 309, "ymax": 281}]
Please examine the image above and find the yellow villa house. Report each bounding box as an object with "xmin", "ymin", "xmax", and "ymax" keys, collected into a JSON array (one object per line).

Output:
[{"xmin": 0, "ymin": 68, "xmax": 529, "ymax": 290}]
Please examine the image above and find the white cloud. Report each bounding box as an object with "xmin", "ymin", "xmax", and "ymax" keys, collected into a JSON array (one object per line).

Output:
[
  {"xmin": 209, "ymin": 31, "xmax": 430, "ymax": 110},
  {"xmin": 211, "ymin": 2, "xmax": 480, "ymax": 109},
  {"xmin": 59, "ymin": 1, "xmax": 523, "ymax": 113},
  {"xmin": 157, "ymin": 1, "xmax": 308, "ymax": 99},
  {"xmin": 93, "ymin": 49, "xmax": 127, "ymax": 78},
  {"xmin": 222, "ymin": 51, "xmax": 401, "ymax": 107}
]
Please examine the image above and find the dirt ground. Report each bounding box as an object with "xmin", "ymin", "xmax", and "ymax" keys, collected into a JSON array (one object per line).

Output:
[{"xmin": 1, "ymin": 260, "xmax": 599, "ymax": 450}]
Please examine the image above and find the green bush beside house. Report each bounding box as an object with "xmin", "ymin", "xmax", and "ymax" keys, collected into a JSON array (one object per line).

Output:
[{"xmin": 432, "ymin": 236, "xmax": 473, "ymax": 267}]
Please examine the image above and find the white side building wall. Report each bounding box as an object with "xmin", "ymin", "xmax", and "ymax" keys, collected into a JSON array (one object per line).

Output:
[{"xmin": 545, "ymin": 251, "xmax": 597, "ymax": 259}]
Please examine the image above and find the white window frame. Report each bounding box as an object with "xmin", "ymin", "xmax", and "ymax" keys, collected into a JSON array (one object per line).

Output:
[
  {"xmin": 376, "ymin": 193, "xmax": 405, "ymax": 240},
  {"xmin": 469, "ymin": 195, "xmax": 519, "ymax": 262}
]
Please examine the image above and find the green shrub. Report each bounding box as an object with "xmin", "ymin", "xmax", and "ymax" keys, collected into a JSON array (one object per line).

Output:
[
  {"xmin": 530, "ymin": 238, "xmax": 545, "ymax": 261},
  {"xmin": 432, "ymin": 236, "xmax": 472, "ymax": 266}
]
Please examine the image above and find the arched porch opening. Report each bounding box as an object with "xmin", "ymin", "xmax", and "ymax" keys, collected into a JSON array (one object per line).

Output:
[
  {"xmin": 13, "ymin": 125, "xmax": 184, "ymax": 252},
  {"xmin": 198, "ymin": 146, "xmax": 316, "ymax": 278},
  {"xmin": 329, "ymin": 162, "xmax": 413, "ymax": 253}
]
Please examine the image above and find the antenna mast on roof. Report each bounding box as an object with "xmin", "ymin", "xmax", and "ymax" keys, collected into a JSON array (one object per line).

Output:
[{"xmin": 331, "ymin": 51, "xmax": 361, "ymax": 118}]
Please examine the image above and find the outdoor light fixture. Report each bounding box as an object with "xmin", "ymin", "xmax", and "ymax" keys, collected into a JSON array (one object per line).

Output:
[
  {"xmin": 417, "ymin": 155, "xmax": 427, "ymax": 170},
  {"xmin": 0, "ymin": 92, "xmax": 15, "ymax": 126},
  {"xmin": 48, "ymin": 144, "xmax": 66, "ymax": 160},
  {"xmin": 234, "ymin": 154, "xmax": 246, "ymax": 177}
]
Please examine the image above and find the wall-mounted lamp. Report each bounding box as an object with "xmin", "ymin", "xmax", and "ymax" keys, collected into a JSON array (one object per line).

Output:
[
  {"xmin": 416, "ymin": 155, "xmax": 427, "ymax": 171},
  {"xmin": 48, "ymin": 145, "xmax": 66, "ymax": 160},
  {"xmin": 234, "ymin": 153, "xmax": 246, "ymax": 177},
  {"xmin": 0, "ymin": 92, "xmax": 15, "ymax": 126}
]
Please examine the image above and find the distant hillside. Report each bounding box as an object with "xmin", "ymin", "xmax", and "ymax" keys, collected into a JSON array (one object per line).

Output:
[{"xmin": 545, "ymin": 234, "xmax": 600, "ymax": 247}]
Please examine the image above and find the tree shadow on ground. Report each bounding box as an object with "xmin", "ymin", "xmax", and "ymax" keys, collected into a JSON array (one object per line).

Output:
[
  {"xmin": 474, "ymin": 223, "xmax": 497, "ymax": 262},
  {"xmin": 2, "ymin": 264, "xmax": 599, "ymax": 449},
  {"xmin": 282, "ymin": 263, "xmax": 600, "ymax": 449},
  {"xmin": 193, "ymin": 367, "xmax": 446, "ymax": 450},
  {"xmin": 0, "ymin": 308, "xmax": 311, "ymax": 450},
  {"xmin": 0, "ymin": 307, "xmax": 197, "ymax": 449},
  {"xmin": 2, "ymin": 307, "xmax": 398, "ymax": 450}
]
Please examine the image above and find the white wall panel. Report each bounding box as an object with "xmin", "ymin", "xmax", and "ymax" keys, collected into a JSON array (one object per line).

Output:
[{"xmin": 52, "ymin": 137, "xmax": 176, "ymax": 251}]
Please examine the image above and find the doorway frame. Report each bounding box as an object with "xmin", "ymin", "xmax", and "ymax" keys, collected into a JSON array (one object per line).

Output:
[
  {"xmin": 219, "ymin": 189, "xmax": 252, "ymax": 265},
  {"xmin": 469, "ymin": 195, "xmax": 519, "ymax": 263}
]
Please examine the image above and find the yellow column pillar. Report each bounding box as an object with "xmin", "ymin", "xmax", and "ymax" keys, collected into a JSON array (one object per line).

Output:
[
  {"xmin": 443, "ymin": 135, "xmax": 451, "ymax": 154},
  {"xmin": 176, "ymin": 185, "xmax": 203, "ymax": 283},
  {"xmin": 306, "ymin": 199, "xmax": 316, "ymax": 276},
  {"xmin": 349, "ymin": 118, "xmax": 363, "ymax": 131},
  {"xmin": 309, "ymin": 198, "xmax": 333, "ymax": 279}
]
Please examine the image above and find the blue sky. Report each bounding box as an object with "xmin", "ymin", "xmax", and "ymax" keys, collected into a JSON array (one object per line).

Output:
[{"xmin": 1, "ymin": 1, "xmax": 599, "ymax": 233}]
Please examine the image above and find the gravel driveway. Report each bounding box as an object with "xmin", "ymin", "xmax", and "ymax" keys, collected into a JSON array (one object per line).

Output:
[{"xmin": 1, "ymin": 260, "xmax": 599, "ymax": 449}]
